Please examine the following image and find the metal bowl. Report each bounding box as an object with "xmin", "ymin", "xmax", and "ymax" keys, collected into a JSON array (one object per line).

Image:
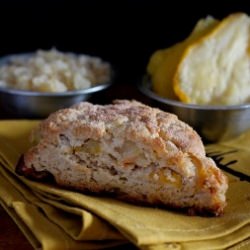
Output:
[
  {"xmin": 0, "ymin": 53, "xmax": 113, "ymax": 118},
  {"xmin": 138, "ymin": 78, "xmax": 250, "ymax": 142}
]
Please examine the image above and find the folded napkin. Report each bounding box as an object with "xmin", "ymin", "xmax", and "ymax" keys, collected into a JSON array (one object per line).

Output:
[{"xmin": 0, "ymin": 120, "xmax": 249, "ymax": 250}]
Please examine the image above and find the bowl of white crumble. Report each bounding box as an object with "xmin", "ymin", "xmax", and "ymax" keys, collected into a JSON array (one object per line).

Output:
[{"xmin": 0, "ymin": 49, "xmax": 112, "ymax": 118}]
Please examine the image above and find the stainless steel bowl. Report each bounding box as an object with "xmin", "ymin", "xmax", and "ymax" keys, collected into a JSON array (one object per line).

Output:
[
  {"xmin": 138, "ymin": 78, "xmax": 250, "ymax": 142},
  {"xmin": 0, "ymin": 84, "xmax": 111, "ymax": 118},
  {"xmin": 0, "ymin": 53, "xmax": 113, "ymax": 118}
]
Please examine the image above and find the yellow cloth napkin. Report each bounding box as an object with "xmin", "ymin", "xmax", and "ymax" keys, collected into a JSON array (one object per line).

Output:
[{"xmin": 0, "ymin": 120, "xmax": 250, "ymax": 250}]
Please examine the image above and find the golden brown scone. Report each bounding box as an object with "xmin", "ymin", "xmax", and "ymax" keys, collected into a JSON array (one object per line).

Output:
[{"xmin": 16, "ymin": 100, "xmax": 228, "ymax": 216}]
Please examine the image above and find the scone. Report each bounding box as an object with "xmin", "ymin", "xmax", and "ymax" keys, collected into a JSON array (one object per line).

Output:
[{"xmin": 16, "ymin": 100, "xmax": 228, "ymax": 216}]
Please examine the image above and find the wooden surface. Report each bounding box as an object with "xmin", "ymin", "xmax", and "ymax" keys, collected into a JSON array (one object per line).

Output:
[
  {"xmin": 0, "ymin": 82, "xmax": 148, "ymax": 250},
  {"xmin": 0, "ymin": 206, "xmax": 33, "ymax": 250}
]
